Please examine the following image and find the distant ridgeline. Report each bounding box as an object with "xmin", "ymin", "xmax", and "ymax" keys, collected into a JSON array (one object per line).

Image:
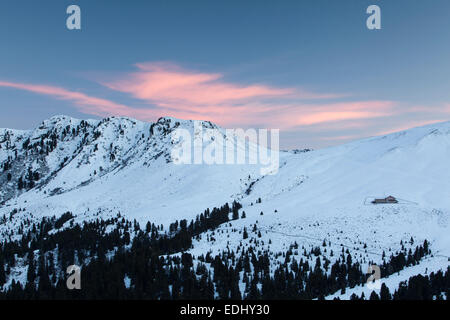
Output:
[{"xmin": 0, "ymin": 201, "xmax": 446, "ymax": 300}]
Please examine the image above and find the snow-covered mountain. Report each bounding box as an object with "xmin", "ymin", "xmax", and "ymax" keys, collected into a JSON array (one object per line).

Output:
[
  {"xmin": 0, "ymin": 115, "xmax": 266, "ymax": 226},
  {"xmin": 1, "ymin": 115, "xmax": 450, "ymax": 298}
]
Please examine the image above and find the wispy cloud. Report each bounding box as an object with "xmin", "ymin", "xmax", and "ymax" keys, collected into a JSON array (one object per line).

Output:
[
  {"xmin": 2, "ymin": 62, "xmax": 368, "ymax": 129},
  {"xmin": 102, "ymin": 62, "xmax": 336, "ymax": 106},
  {"xmin": 0, "ymin": 71, "xmax": 399, "ymax": 134},
  {"xmin": 1, "ymin": 62, "xmax": 449, "ymax": 149},
  {"xmin": 0, "ymin": 81, "xmax": 141, "ymax": 118},
  {"xmin": 99, "ymin": 62, "xmax": 391, "ymax": 128},
  {"xmin": 115, "ymin": 64, "xmax": 279, "ymax": 102}
]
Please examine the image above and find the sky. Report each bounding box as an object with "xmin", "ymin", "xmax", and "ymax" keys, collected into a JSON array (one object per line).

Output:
[{"xmin": 0, "ymin": 0, "xmax": 450, "ymax": 149}]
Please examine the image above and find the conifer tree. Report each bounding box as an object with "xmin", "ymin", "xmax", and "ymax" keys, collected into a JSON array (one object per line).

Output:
[
  {"xmin": 243, "ymin": 227, "xmax": 248, "ymax": 240},
  {"xmin": 380, "ymin": 283, "xmax": 392, "ymax": 300},
  {"xmin": 369, "ymin": 291, "xmax": 380, "ymax": 300}
]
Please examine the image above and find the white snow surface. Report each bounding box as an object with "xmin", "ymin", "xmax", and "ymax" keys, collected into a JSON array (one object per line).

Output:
[{"xmin": 1, "ymin": 116, "xmax": 450, "ymax": 297}]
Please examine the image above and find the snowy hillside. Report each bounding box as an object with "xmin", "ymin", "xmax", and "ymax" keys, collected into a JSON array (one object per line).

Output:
[
  {"xmin": 0, "ymin": 115, "xmax": 268, "ymax": 227},
  {"xmin": 0, "ymin": 116, "xmax": 449, "ymax": 299}
]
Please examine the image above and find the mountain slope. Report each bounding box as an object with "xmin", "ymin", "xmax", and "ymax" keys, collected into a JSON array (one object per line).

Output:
[
  {"xmin": 1, "ymin": 116, "xmax": 449, "ymax": 298},
  {"xmin": 0, "ymin": 115, "xmax": 268, "ymax": 226}
]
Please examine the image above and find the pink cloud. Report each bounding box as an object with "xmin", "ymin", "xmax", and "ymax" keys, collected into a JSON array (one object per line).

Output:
[
  {"xmin": 3, "ymin": 63, "xmax": 375, "ymax": 130},
  {"xmin": 178, "ymin": 100, "xmax": 394, "ymax": 129},
  {"xmin": 3, "ymin": 70, "xmax": 449, "ymax": 149},
  {"xmin": 101, "ymin": 62, "xmax": 347, "ymax": 116},
  {"xmin": 0, "ymin": 81, "xmax": 129, "ymax": 116},
  {"xmin": 0, "ymin": 79, "xmax": 217, "ymax": 122},
  {"xmin": 103, "ymin": 62, "xmax": 297, "ymax": 106},
  {"xmin": 0, "ymin": 77, "xmax": 396, "ymax": 132},
  {"xmin": 95, "ymin": 62, "xmax": 395, "ymax": 129}
]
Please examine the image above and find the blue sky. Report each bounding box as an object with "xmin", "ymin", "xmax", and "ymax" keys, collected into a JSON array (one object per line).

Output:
[{"xmin": 1, "ymin": 0, "xmax": 449, "ymax": 149}]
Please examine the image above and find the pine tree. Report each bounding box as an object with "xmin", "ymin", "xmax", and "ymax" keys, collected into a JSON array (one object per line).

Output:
[
  {"xmin": 27, "ymin": 251, "xmax": 36, "ymax": 283},
  {"xmin": 0, "ymin": 260, "xmax": 5, "ymax": 286},
  {"xmin": 18, "ymin": 176, "xmax": 24, "ymax": 190},
  {"xmin": 369, "ymin": 291, "xmax": 380, "ymax": 300},
  {"xmin": 243, "ymin": 227, "xmax": 248, "ymax": 240},
  {"xmin": 380, "ymin": 283, "xmax": 392, "ymax": 300},
  {"xmin": 247, "ymin": 277, "xmax": 261, "ymax": 300},
  {"xmin": 423, "ymin": 240, "xmax": 429, "ymax": 255}
]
